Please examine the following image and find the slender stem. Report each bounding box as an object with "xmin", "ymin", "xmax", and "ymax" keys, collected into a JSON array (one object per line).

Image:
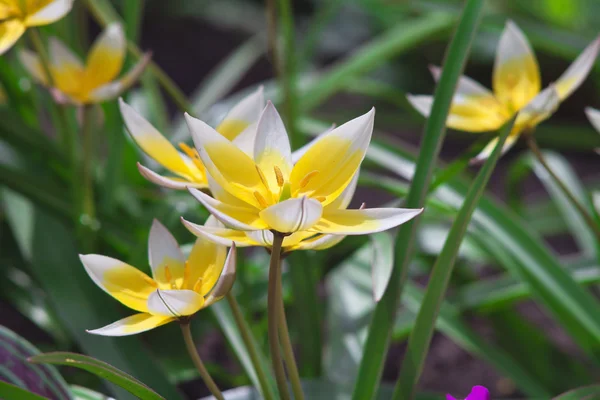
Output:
[
  {"xmin": 28, "ymin": 29, "xmax": 79, "ymax": 221},
  {"xmin": 82, "ymin": 0, "xmax": 192, "ymax": 114},
  {"xmin": 268, "ymin": 233, "xmax": 291, "ymax": 400},
  {"xmin": 526, "ymin": 135, "xmax": 600, "ymax": 242},
  {"xmin": 180, "ymin": 322, "xmax": 224, "ymax": 400},
  {"xmin": 80, "ymin": 105, "xmax": 98, "ymax": 250},
  {"xmin": 226, "ymin": 293, "xmax": 276, "ymax": 400},
  {"xmin": 277, "ymin": 270, "xmax": 305, "ymax": 400}
]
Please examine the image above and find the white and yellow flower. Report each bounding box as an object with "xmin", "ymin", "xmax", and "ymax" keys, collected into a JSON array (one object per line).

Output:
[
  {"xmin": 183, "ymin": 101, "xmax": 423, "ymax": 236},
  {"xmin": 586, "ymin": 107, "xmax": 600, "ymax": 134},
  {"xmin": 19, "ymin": 23, "xmax": 150, "ymax": 104},
  {"xmin": 182, "ymin": 172, "xmax": 360, "ymax": 252},
  {"xmin": 0, "ymin": 0, "xmax": 73, "ymax": 54},
  {"xmin": 408, "ymin": 20, "xmax": 600, "ymax": 162},
  {"xmin": 80, "ymin": 220, "xmax": 236, "ymax": 336},
  {"xmin": 119, "ymin": 87, "xmax": 265, "ymax": 190}
]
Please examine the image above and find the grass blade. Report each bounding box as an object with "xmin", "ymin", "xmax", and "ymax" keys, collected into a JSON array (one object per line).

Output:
[
  {"xmin": 393, "ymin": 117, "xmax": 515, "ymax": 400},
  {"xmin": 351, "ymin": 1, "xmax": 485, "ymax": 398},
  {"xmin": 30, "ymin": 352, "xmax": 164, "ymax": 400},
  {"xmin": 0, "ymin": 381, "xmax": 48, "ymax": 400}
]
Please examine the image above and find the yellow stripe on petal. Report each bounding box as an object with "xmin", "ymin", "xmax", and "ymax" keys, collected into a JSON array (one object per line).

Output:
[
  {"xmin": 24, "ymin": 0, "xmax": 73, "ymax": 26},
  {"xmin": 291, "ymin": 109, "xmax": 374, "ymax": 206},
  {"xmin": 216, "ymin": 86, "xmax": 264, "ymax": 140},
  {"xmin": 186, "ymin": 113, "xmax": 269, "ymax": 207},
  {"xmin": 148, "ymin": 220, "xmax": 186, "ymax": 289},
  {"xmin": 0, "ymin": 19, "xmax": 25, "ymax": 55},
  {"xmin": 120, "ymin": 100, "xmax": 200, "ymax": 182},
  {"xmin": 87, "ymin": 313, "xmax": 173, "ymax": 336},
  {"xmin": 187, "ymin": 234, "xmax": 227, "ymax": 296},
  {"xmin": 493, "ymin": 21, "xmax": 541, "ymax": 111},
  {"xmin": 312, "ymin": 207, "xmax": 423, "ymax": 235},
  {"xmin": 216, "ymin": 119, "xmax": 250, "ymax": 140},
  {"xmin": 84, "ymin": 23, "xmax": 125, "ymax": 90},
  {"xmin": 79, "ymin": 254, "xmax": 156, "ymax": 312},
  {"xmin": 88, "ymin": 52, "xmax": 151, "ymax": 103},
  {"xmin": 48, "ymin": 37, "xmax": 85, "ymax": 98}
]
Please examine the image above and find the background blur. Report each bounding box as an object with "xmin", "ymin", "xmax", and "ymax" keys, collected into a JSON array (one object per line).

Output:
[{"xmin": 2, "ymin": 0, "xmax": 600, "ymax": 399}]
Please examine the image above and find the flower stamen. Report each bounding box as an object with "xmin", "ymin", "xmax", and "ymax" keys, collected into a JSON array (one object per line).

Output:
[
  {"xmin": 178, "ymin": 142, "xmax": 204, "ymax": 171},
  {"xmin": 181, "ymin": 261, "xmax": 190, "ymax": 290},
  {"xmin": 192, "ymin": 277, "xmax": 203, "ymax": 293},
  {"xmin": 254, "ymin": 191, "xmax": 269, "ymax": 208},
  {"xmin": 314, "ymin": 196, "xmax": 327, "ymax": 203},
  {"xmin": 142, "ymin": 274, "xmax": 158, "ymax": 288},
  {"xmin": 164, "ymin": 265, "xmax": 177, "ymax": 289},
  {"xmin": 274, "ymin": 166, "xmax": 284, "ymax": 187},
  {"xmin": 255, "ymin": 165, "xmax": 269, "ymax": 189},
  {"xmin": 299, "ymin": 170, "xmax": 319, "ymax": 189}
]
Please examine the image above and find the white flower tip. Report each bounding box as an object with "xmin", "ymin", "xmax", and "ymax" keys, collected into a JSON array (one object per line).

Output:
[
  {"xmin": 106, "ymin": 23, "xmax": 124, "ymax": 36},
  {"xmin": 505, "ymin": 19, "xmax": 518, "ymax": 30},
  {"xmin": 150, "ymin": 218, "xmax": 165, "ymax": 231},
  {"xmin": 428, "ymin": 64, "xmax": 441, "ymax": 78}
]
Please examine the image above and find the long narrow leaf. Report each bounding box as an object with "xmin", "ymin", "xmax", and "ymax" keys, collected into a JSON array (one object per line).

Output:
[
  {"xmin": 393, "ymin": 117, "xmax": 515, "ymax": 400},
  {"xmin": 351, "ymin": 1, "xmax": 485, "ymax": 398}
]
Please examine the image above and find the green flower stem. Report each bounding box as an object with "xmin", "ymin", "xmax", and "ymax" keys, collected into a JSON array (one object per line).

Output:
[
  {"xmin": 525, "ymin": 135, "xmax": 600, "ymax": 242},
  {"xmin": 225, "ymin": 293, "xmax": 276, "ymax": 400},
  {"xmin": 180, "ymin": 322, "xmax": 224, "ymax": 400},
  {"xmin": 80, "ymin": 105, "xmax": 97, "ymax": 250},
  {"xmin": 268, "ymin": 233, "xmax": 291, "ymax": 400},
  {"xmin": 28, "ymin": 29, "xmax": 79, "ymax": 222},
  {"xmin": 277, "ymin": 266, "xmax": 304, "ymax": 400}
]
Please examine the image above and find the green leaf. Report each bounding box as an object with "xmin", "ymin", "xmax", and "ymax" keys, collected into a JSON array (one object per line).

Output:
[
  {"xmin": 553, "ymin": 385, "xmax": 600, "ymax": 400},
  {"xmin": 0, "ymin": 381, "xmax": 48, "ymax": 400},
  {"xmin": 29, "ymin": 352, "xmax": 165, "ymax": 400},
  {"xmin": 352, "ymin": 1, "xmax": 485, "ymax": 398},
  {"xmin": 371, "ymin": 232, "xmax": 394, "ymax": 302},
  {"xmin": 393, "ymin": 117, "xmax": 515, "ymax": 400},
  {"xmin": 300, "ymin": 12, "xmax": 456, "ymax": 112}
]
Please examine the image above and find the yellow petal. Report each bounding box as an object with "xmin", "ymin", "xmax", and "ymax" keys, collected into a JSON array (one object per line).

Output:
[
  {"xmin": 0, "ymin": 2, "xmax": 18, "ymax": 20},
  {"xmin": 186, "ymin": 113, "xmax": 269, "ymax": 207},
  {"xmin": 186, "ymin": 231, "xmax": 228, "ymax": 296},
  {"xmin": 325, "ymin": 171, "xmax": 358, "ymax": 210},
  {"xmin": 554, "ymin": 35, "xmax": 600, "ymax": 101},
  {"xmin": 204, "ymin": 244, "xmax": 237, "ymax": 306},
  {"xmin": 0, "ymin": 19, "xmax": 25, "ymax": 55},
  {"xmin": 79, "ymin": 254, "xmax": 156, "ymax": 312},
  {"xmin": 148, "ymin": 220, "xmax": 186, "ymax": 288},
  {"xmin": 48, "ymin": 37, "xmax": 85, "ymax": 97},
  {"xmin": 259, "ymin": 197, "xmax": 323, "ymax": 233},
  {"xmin": 493, "ymin": 21, "xmax": 541, "ymax": 111},
  {"xmin": 147, "ymin": 289, "xmax": 205, "ymax": 317},
  {"xmin": 312, "ymin": 207, "xmax": 423, "ymax": 235},
  {"xmin": 120, "ymin": 99, "xmax": 200, "ymax": 182},
  {"xmin": 24, "ymin": 0, "xmax": 73, "ymax": 26},
  {"xmin": 88, "ymin": 52, "xmax": 151, "ymax": 102},
  {"xmin": 216, "ymin": 86, "xmax": 264, "ymax": 140},
  {"xmin": 87, "ymin": 313, "xmax": 173, "ymax": 336},
  {"xmin": 84, "ymin": 23, "xmax": 125, "ymax": 90},
  {"xmin": 188, "ymin": 187, "xmax": 267, "ymax": 231},
  {"xmin": 290, "ymin": 108, "xmax": 374, "ymax": 206}
]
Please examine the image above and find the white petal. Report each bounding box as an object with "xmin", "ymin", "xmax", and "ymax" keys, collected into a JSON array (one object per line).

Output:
[
  {"xmin": 429, "ymin": 65, "xmax": 495, "ymax": 100},
  {"xmin": 516, "ymin": 85, "xmax": 560, "ymax": 127},
  {"xmin": 232, "ymin": 121, "xmax": 258, "ymax": 156},
  {"xmin": 25, "ymin": 0, "xmax": 74, "ymax": 26},
  {"xmin": 181, "ymin": 217, "xmax": 257, "ymax": 247},
  {"xmin": 18, "ymin": 49, "xmax": 46, "ymax": 84},
  {"xmin": 87, "ymin": 313, "xmax": 172, "ymax": 337},
  {"xmin": 49, "ymin": 36, "xmax": 83, "ymax": 70},
  {"xmin": 188, "ymin": 187, "xmax": 266, "ymax": 231},
  {"xmin": 312, "ymin": 207, "xmax": 423, "ymax": 235},
  {"xmin": 586, "ymin": 107, "xmax": 600, "ymax": 133},
  {"xmin": 137, "ymin": 163, "xmax": 205, "ymax": 190},
  {"xmin": 293, "ymin": 233, "xmax": 345, "ymax": 251},
  {"xmin": 223, "ymin": 86, "xmax": 264, "ymax": 125},
  {"xmin": 204, "ymin": 244, "xmax": 237, "ymax": 306},
  {"xmin": 259, "ymin": 197, "xmax": 323, "ymax": 233},
  {"xmin": 147, "ymin": 289, "xmax": 205, "ymax": 317},
  {"xmin": 470, "ymin": 134, "xmax": 520, "ymax": 164},
  {"xmin": 555, "ymin": 35, "xmax": 600, "ymax": 101},
  {"xmin": 407, "ymin": 94, "xmax": 433, "ymax": 117},
  {"xmin": 148, "ymin": 219, "xmax": 185, "ymax": 276},
  {"xmin": 254, "ymin": 101, "xmax": 292, "ymax": 171}
]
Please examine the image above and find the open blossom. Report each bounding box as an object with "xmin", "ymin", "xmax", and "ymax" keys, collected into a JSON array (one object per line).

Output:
[
  {"xmin": 408, "ymin": 20, "xmax": 600, "ymax": 162},
  {"xmin": 182, "ymin": 172, "xmax": 360, "ymax": 252},
  {"xmin": 19, "ymin": 23, "xmax": 150, "ymax": 104},
  {"xmin": 183, "ymin": 101, "xmax": 423, "ymax": 236},
  {"xmin": 119, "ymin": 88, "xmax": 264, "ymax": 190},
  {"xmin": 0, "ymin": 0, "xmax": 73, "ymax": 54},
  {"xmin": 79, "ymin": 220, "xmax": 236, "ymax": 336},
  {"xmin": 447, "ymin": 386, "xmax": 490, "ymax": 400}
]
